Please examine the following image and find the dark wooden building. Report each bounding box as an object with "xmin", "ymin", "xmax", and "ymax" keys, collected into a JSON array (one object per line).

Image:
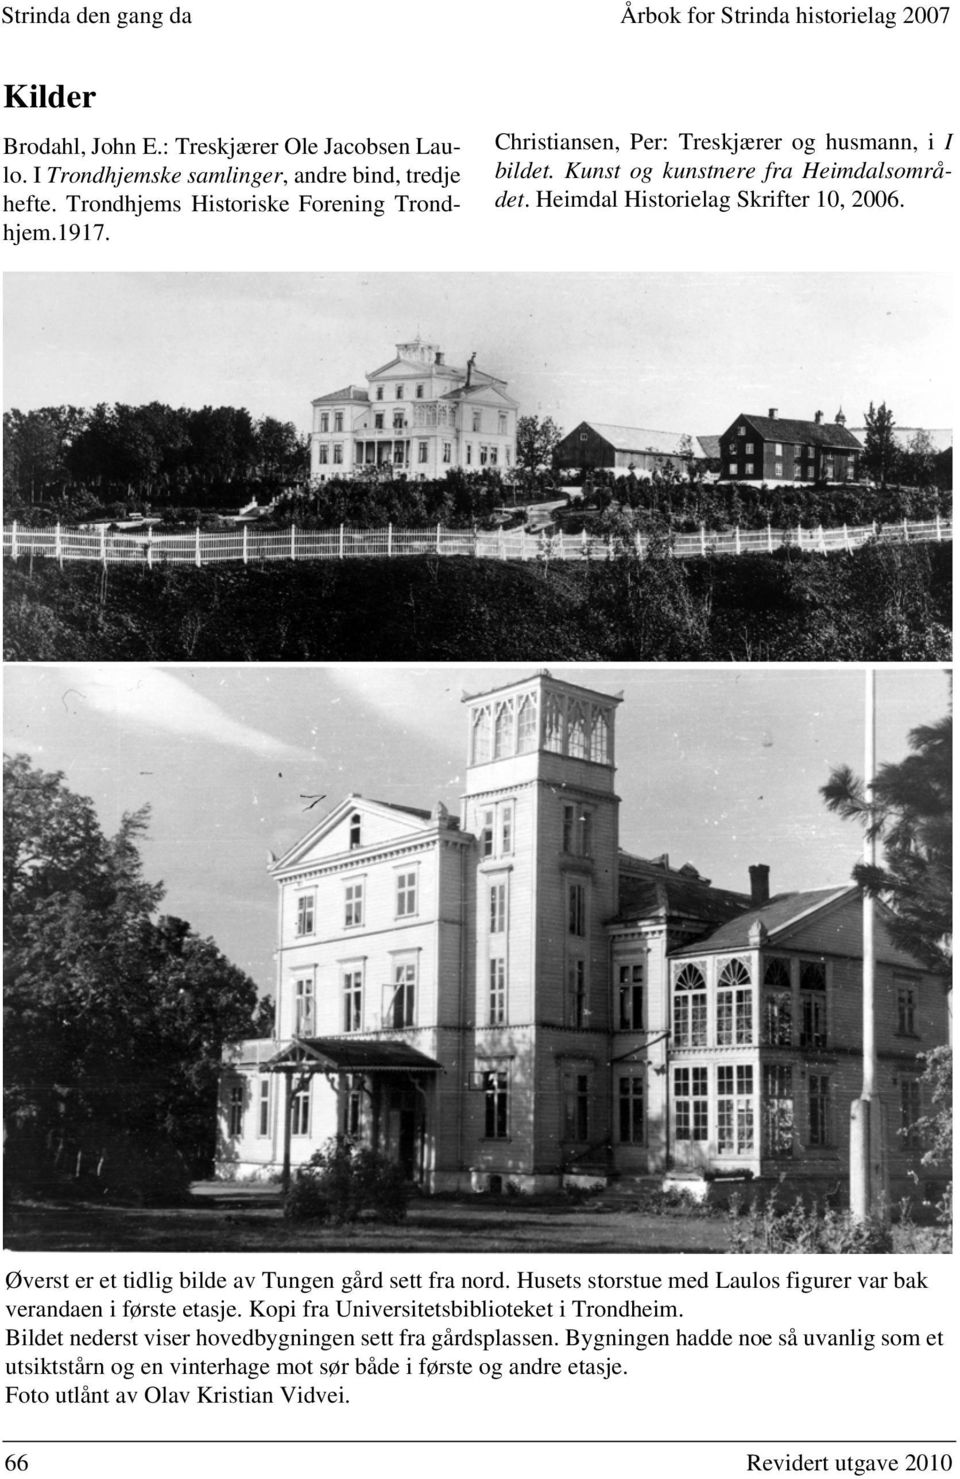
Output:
[{"xmin": 720, "ymin": 408, "xmax": 862, "ymax": 484}]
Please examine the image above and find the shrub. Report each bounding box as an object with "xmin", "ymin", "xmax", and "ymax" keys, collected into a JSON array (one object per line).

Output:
[
  {"xmin": 728, "ymin": 1193, "xmax": 893, "ymax": 1253},
  {"xmin": 284, "ymin": 1137, "xmax": 408, "ymax": 1224}
]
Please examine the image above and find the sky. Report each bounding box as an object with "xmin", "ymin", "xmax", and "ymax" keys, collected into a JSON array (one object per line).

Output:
[
  {"xmin": 2, "ymin": 663, "xmax": 948, "ymax": 998},
  {"xmin": 2, "ymin": 271, "xmax": 951, "ymax": 438}
]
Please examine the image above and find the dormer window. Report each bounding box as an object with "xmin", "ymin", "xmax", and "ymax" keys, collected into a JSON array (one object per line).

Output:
[{"xmin": 349, "ymin": 812, "xmax": 362, "ymax": 849}]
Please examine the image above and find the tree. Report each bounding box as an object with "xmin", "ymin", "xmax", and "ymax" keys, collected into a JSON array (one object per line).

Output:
[
  {"xmin": 820, "ymin": 709, "xmax": 951, "ymax": 971},
  {"xmin": 861, "ymin": 401, "xmax": 901, "ymax": 490},
  {"xmin": 3, "ymin": 755, "xmax": 259, "ymax": 1185},
  {"xmin": 516, "ymin": 415, "xmax": 562, "ymax": 480},
  {"xmin": 901, "ymin": 429, "xmax": 936, "ymax": 489}
]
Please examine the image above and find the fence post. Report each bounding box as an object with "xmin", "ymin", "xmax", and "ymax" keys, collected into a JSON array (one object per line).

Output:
[
  {"xmin": 581, "ymin": 528, "xmax": 587, "ymax": 557},
  {"xmin": 818, "ymin": 524, "xmax": 826, "ymax": 554},
  {"xmin": 936, "ymin": 512, "xmax": 942, "ymax": 542},
  {"xmin": 767, "ymin": 523, "xmax": 773, "ymax": 553},
  {"xmin": 735, "ymin": 525, "xmax": 741, "ymax": 555},
  {"xmin": 474, "ymin": 527, "xmax": 480, "ymax": 559},
  {"xmin": 339, "ymin": 524, "xmax": 345, "ymax": 559},
  {"xmin": 146, "ymin": 525, "xmax": 153, "ymax": 569},
  {"xmin": 243, "ymin": 524, "xmax": 249, "ymax": 565},
  {"xmin": 521, "ymin": 527, "xmax": 526, "ymax": 560},
  {"xmin": 9, "ymin": 520, "xmax": 17, "ymax": 560},
  {"xmin": 499, "ymin": 526, "xmax": 505, "ymax": 560},
  {"xmin": 436, "ymin": 523, "xmax": 442, "ymax": 556},
  {"xmin": 193, "ymin": 526, "xmax": 200, "ymax": 568},
  {"xmin": 607, "ymin": 535, "xmax": 613, "ymax": 561},
  {"xmin": 559, "ymin": 528, "xmax": 565, "ymax": 559},
  {"xmin": 387, "ymin": 523, "xmax": 393, "ymax": 558},
  {"xmin": 903, "ymin": 517, "xmax": 909, "ymax": 544},
  {"xmin": 100, "ymin": 525, "xmax": 107, "ymax": 565},
  {"xmin": 55, "ymin": 522, "xmax": 63, "ymax": 568},
  {"xmin": 700, "ymin": 524, "xmax": 706, "ymax": 557},
  {"xmin": 289, "ymin": 524, "xmax": 296, "ymax": 561},
  {"xmin": 843, "ymin": 523, "xmax": 850, "ymax": 552}
]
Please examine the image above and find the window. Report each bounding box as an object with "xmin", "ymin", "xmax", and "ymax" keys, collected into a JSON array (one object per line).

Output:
[
  {"xmin": 674, "ymin": 963, "xmax": 707, "ymax": 1048},
  {"xmin": 774, "ymin": 460, "xmax": 783, "ymax": 477},
  {"xmin": 489, "ymin": 881, "xmax": 506, "ymax": 934},
  {"xmin": 319, "ymin": 413, "xmax": 329, "ymax": 433},
  {"xmin": 500, "ymin": 802, "xmax": 514, "ymax": 856},
  {"xmin": 498, "ymin": 412, "xmax": 507, "ymax": 435},
  {"xmin": 563, "ymin": 1069, "xmax": 590, "ymax": 1142},
  {"xmin": 544, "ymin": 693, "xmax": 564, "ymax": 752},
  {"xmin": 393, "ymin": 410, "xmax": 404, "ymax": 430},
  {"xmin": 472, "ymin": 706, "xmax": 492, "ymax": 764},
  {"xmin": 566, "ymin": 958, "xmax": 586, "ymax": 1028},
  {"xmin": 374, "ymin": 413, "xmax": 384, "ymax": 430},
  {"xmin": 291, "ymin": 1083, "xmax": 310, "ymax": 1136},
  {"xmin": 567, "ymin": 702, "xmax": 588, "ymax": 759},
  {"xmin": 294, "ymin": 975, "xmax": 314, "ymax": 1035},
  {"xmin": 343, "ymin": 969, "xmax": 363, "ymax": 1032},
  {"xmin": 393, "ymin": 442, "xmax": 405, "ymax": 466},
  {"xmin": 799, "ymin": 960, "xmax": 826, "ymax": 1048},
  {"xmin": 483, "ymin": 1069, "xmax": 509, "ymax": 1138},
  {"xmin": 808, "ymin": 1074, "xmax": 830, "ymax": 1147},
  {"xmin": 745, "ymin": 461, "xmax": 754, "ymax": 476},
  {"xmin": 396, "ymin": 870, "xmax": 417, "ymax": 918},
  {"xmin": 900, "ymin": 1078, "xmax": 921, "ymax": 1148},
  {"xmin": 375, "ymin": 385, "xmax": 384, "ymax": 401},
  {"xmin": 489, "ymin": 447, "xmax": 498, "ymax": 466},
  {"xmin": 332, "ymin": 443, "xmax": 343, "ymax": 464},
  {"xmin": 717, "ymin": 1064, "xmax": 754, "ymax": 1153},
  {"xmin": 258, "ymin": 1078, "xmax": 270, "ymax": 1137},
  {"xmin": 334, "ymin": 412, "xmax": 344, "ymax": 432},
  {"xmin": 728, "ymin": 461, "xmax": 738, "ymax": 476},
  {"xmin": 354, "ymin": 441, "xmax": 363, "ymax": 463},
  {"xmin": 228, "ymin": 1084, "xmax": 244, "ymax": 1137},
  {"xmin": 896, "ymin": 978, "xmax": 917, "ymax": 1036},
  {"xmin": 745, "ymin": 441, "xmax": 754, "ymax": 454},
  {"xmin": 489, "ymin": 957, "xmax": 507, "ymax": 1024},
  {"xmin": 396, "ymin": 385, "xmax": 404, "ymax": 400},
  {"xmin": 590, "ymin": 707, "xmax": 610, "ymax": 763},
  {"xmin": 493, "ymin": 700, "xmax": 512, "ymax": 758},
  {"xmin": 774, "ymin": 442, "xmax": 783, "ymax": 456},
  {"xmin": 738, "ymin": 424, "xmax": 747, "ymax": 437},
  {"xmin": 619, "ymin": 1074, "xmax": 644, "ymax": 1143},
  {"xmin": 479, "ymin": 808, "xmax": 494, "ymax": 857},
  {"xmin": 442, "ymin": 442, "xmax": 452, "ymax": 463},
  {"xmin": 763, "ymin": 958, "xmax": 792, "ymax": 1045},
  {"xmin": 349, "ymin": 812, "xmax": 361, "ymax": 848},
  {"xmin": 568, "ymin": 881, "xmax": 586, "ymax": 937},
  {"xmin": 717, "ymin": 958, "xmax": 752, "ymax": 1046},
  {"xmin": 344, "ymin": 880, "xmax": 364, "ymax": 928},
  {"xmin": 318, "ymin": 444, "xmax": 329, "ymax": 465},
  {"xmin": 296, "ymin": 893, "xmax": 315, "ymax": 937},
  {"xmin": 466, "ymin": 443, "xmax": 472, "ymax": 464},
  {"xmin": 479, "ymin": 445, "xmax": 488, "ymax": 466},
  {"xmin": 418, "ymin": 441, "xmax": 428, "ymax": 463},
  {"xmin": 416, "ymin": 383, "xmax": 424, "ymax": 399},
  {"xmin": 763, "ymin": 1065, "xmax": 794, "ymax": 1156},
  {"xmin": 388, "ymin": 961, "xmax": 416, "ymax": 1029},
  {"xmin": 517, "ymin": 694, "xmax": 538, "ymax": 752},
  {"xmin": 562, "ymin": 803, "xmax": 591, "ymax": 856},
  {"xmin": 472, "ymin": 411, "xmax": 481, "ymax": 433},
  {"xmin": 674, "ymin": 1066, "xmax": 708, "ymax": 1141},
  {"xmin": 618, "ymin": 962, "xmax": 644, "ymax": 1030}
]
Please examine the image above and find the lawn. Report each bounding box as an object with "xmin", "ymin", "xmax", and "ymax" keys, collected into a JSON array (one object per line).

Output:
[{"xmin": 4, "ymin": 1181, "xmax": 732, "ymax": 1254}]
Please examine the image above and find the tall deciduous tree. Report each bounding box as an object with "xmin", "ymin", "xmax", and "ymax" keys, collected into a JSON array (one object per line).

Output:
[
  {"xmin": 861, "ymin": 401, "xmax": 900, "ymax": 490},
  {"xmin": 516, "ymin": 415, "xmax": 562, "ymax": 479},
  {"xmin": 3, "ymin": 755, "xmax": 259, "ymax": 1183}
]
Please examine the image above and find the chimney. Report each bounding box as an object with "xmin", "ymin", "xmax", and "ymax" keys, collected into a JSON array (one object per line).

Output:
[
  {"xmin": 768, "ymin": 407, "xmax": 778, "ymax": 420},
  {"xmin": 466, "ymin": 351, "xmax": 476, "ymax": 389},
  {"xmin": 814, "ymin": 410, "xmax": 824, "ymax": 425},
  {"xmin": 749, "ymin": 864, "xmax": 770, "ymax": 907}
]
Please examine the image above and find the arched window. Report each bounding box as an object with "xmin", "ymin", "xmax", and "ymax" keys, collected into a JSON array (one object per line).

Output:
[
  {"xmin": 472, "ymin": 706, "xmax": 492, "ymax": 765},
  {"xmin": 517, "ymin": 694, "xmax": 538, "ymax": 753},
  {"xmin": 543, "ymin": 693, "xmax": 564, "ymax": 753},
  {"xmin": 493, "ymin": 700, "xmax": 513, "ymax": 759},
  {"xmin": 763, "ymin": 957, "xmax": 792, "ymax": 1046},
  {"xmin": 568, "ymin": 702, "xmax": 588, "ymax": 759},
  {"xmin": 718, "ymin": 958, "xmax": 752, "ymax": 1045},
  {"xmin": 590, "ymin": 707, "xmax": 610, "ymax": 764},
  {"xmin": 674, "ymin": 962, "xmax": 707, "ymax": 1047},
  {"xmin": 349, "ymin": 812, "xmax": 362, "ymax": 849}
]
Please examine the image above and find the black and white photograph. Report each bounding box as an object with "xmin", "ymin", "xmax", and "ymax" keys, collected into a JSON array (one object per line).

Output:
[
  {"xmin": 2, "ymin": 271, "xmax": 952, "ymax": 662},
  {"xmin": 3, "ymin": 663, "xmax": 951, "ymax": 1254}
]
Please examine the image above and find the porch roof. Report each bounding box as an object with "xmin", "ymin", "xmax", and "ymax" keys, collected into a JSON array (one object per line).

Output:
[{"xmin": 266, "ymin": 1037, "xmax": 443, "ymax": 1074}]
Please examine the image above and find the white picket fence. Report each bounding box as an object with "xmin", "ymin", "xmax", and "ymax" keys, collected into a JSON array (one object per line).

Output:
[{"xmin": 2, "ymin": 516, "xmax": 952, "ymax": 568}]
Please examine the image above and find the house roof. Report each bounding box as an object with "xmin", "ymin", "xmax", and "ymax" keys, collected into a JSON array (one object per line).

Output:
[
  {"xmin": 268, "ymin": 1037, "xmax": 443, "ymax": 1074},
  {"xmin": 612, "ymin": 852, "xmax": 749, "ymax": 929},
  {"xmin": 696, "ymin": 435, "xmax": 722, "ymax": 460},
  {"xmin": 311, "ymin": 384, "xmax": 370, "ymax": 406},
  {"xmin": 670, "ymin": 886, "xmax": 853, "ymax": 956},
  {"xmin": 727, "ymin": 414, "xmax": 863, "ymax": 451},
  {"xmin": 563, "ymin": 422, "xmax": 695, "ymax": 456}
]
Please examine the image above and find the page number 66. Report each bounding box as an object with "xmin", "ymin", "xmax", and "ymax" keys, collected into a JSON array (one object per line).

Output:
[{"xmin": 5, "ymin": 1457, "xmax": 29, "ymax": 1472}]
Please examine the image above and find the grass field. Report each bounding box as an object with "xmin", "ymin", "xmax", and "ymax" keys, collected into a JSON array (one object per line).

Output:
[
  {"xmin": 5, "ymin": 1183, "xmax": 732, "ymax": 1254},
  {"xmin": 3, "ymin": 542, "xmax": 951, "ymax": 660}
]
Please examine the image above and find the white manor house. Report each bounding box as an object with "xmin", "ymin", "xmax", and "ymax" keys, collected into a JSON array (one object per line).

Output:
[
  {"xmin": 309, "ymin": 337, "xmax": 518, "ymax": 481},
  {"xmin": 218, "ymin": 673, "xmax": 947, "ymax": 1197}
]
